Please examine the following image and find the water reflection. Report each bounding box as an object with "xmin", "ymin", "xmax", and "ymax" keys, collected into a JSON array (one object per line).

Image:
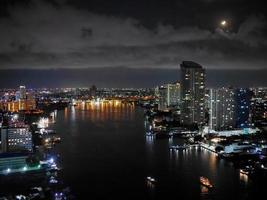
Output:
[
  {"xmin": 200, "ymin": 185, "xmax": 209, "ymax": 194},
  {"xmin": 239, "ymin": 172, "xmax": 248, "ymax": 185},
  {"xmin": 71, "ymin": 100, "xmax": 135, "ymax": 122},
  {"xmin": 70, "ymin": 105, "xmax": 76, "ymax": 121},
  {"xmin": 64, "ymin": 107, "xmax": 68, "ymax": 120},
  {"xmin": 50, "ymin": 110, "xmax": 57, "ymax": 123},
  {"xmin": 146, "ymin": 177, "xmax": 156, "ymax": 199},
  {"xmin": 200, "ymin": 185, "xmax": 212, "ymax": 200},
  {"xmin": 50, "ymin": 105, "xmax": 260, "ymax": 200}
]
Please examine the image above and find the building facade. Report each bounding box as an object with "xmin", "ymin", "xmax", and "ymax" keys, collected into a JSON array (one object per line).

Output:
[
  {"xmin": 234, "ymin": 88, "xmax": 252, "ymax": 128},
  {"xmin": 208, "ymin": 88, "xmax": 235, "ymax": 131},
  {"xmin": 19, "ymin": 86, "xmax": 27, "ymax": 100},
  {"xmin": 180, "ymin": 61, "xmax": 205, "ymax": 125},
  {"xmin": 155, "ymin": 82, "xmax": 181, "ymax": 111},
  {"xmin": 166, "ymin": 82, "xmax": 181, "ymax": 107},
  {"xmin": 0, "ymin": 125, "xmax": 32, "ymax": 153},
  {"xmin": 157, "ymin": 86, "xmax": 168, "ymax": 110}
]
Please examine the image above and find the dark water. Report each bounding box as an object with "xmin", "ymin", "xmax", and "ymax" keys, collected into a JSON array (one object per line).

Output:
[{"xmin": 50, "ymin": 102, "xmax": 264, "ymax": 200}]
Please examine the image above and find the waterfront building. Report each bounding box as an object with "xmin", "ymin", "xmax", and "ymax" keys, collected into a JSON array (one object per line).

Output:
[
  {"xmin": 250, "ymin": 88, "xmax": 267, "ymax": 127},
  {"xmin": 250, "ymin": 98, "xmax": 267, "ymax": 126},
  {"xmin": 234, "ymin": 88, "xmax": 252, "ymax": 128},
  {"xmin": 0, "ymin": 86, "xmax": 36, "ymax": 112},
  {"xmin": 0, "ymin": 153, "xmax": 28, "ymax": 172},
  {"xmin": 0, "ymin": 99, "xmax": 36, "ymax": 112},
  {"xmin": 208, "ymin": 88, "xmax": 235, "ymax": 131},
  {"xmin": 180, "ymin": 61, "xmax": 205, "ymax": 126},
  {"xmin": 208, "ymin": 87, "xmax": 253, "ymax": 131},
  {"xmin": 0, "ymin": 124, "xmax": 32, "ymax": 153}
]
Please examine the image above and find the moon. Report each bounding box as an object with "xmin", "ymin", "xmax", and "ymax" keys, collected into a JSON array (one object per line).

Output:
[{"xmin": 221, "ymin": 20, "xmax": 227, "ymax": 26}]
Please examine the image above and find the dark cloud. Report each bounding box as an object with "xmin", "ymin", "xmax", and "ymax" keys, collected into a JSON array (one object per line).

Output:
[{"xmin": 0, "ymin": 0, "xmax": 266, "ymax": 71}]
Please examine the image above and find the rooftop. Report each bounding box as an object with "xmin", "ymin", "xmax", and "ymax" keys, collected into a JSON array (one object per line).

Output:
[{"xmin": 181, "ymin": 61, "xmax": 203, "ymax": 69}]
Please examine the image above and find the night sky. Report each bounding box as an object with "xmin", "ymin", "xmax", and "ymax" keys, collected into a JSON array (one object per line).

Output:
[{"xmin": 0, "ymin": 0, "xmax": 267, "ymax": 87}]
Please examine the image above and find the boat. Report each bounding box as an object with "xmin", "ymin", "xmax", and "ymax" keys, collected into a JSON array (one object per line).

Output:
[
  {"xmin": 147, "ymin": 176, "xmax": 156, "ymax": 183},
  {"xmin": 200, "ymin": 176, "xmax": 213, "ymax": 188}
]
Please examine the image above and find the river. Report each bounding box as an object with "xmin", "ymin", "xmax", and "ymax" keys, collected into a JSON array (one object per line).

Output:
[{"xmin": 50, "ymin": 102, "xmax": 264, "ymax": 199}]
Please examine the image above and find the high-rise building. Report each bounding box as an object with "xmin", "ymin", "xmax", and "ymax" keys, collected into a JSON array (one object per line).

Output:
[
  {"xmin": 180, "ymin": 61, "xmax": 205, "ymax": 125},
  {"xmin": 0, "ymin": 124, "xmax": 32, "ymax": 153},
  {"xmin": 157, "ymin": 86, "xmax": 168, "ymax": 110},
  {"xmin": 208, "ymin": 87, "xmax": 253, "ymax": 131},
  {"xmin": 90, "ymin": 85, "xmax": 97, "ymax": 97},
  {"xmin": 208, "ymin": 88, "xmax": 235, "ymax": 131},
  {"xmin": 166, "ymin": 82, "xmax": 181, "ymax": 107},
  {"xmin": 234, "ymin": 88, "xmax": 252, "ymax": 128},
  {"xmin": 19, "ymin": 86, "xmax": 26, "ymax": 100},
  {"xmin": 155, "ymin": 82, "xmax": 181, "ymax": 111}
]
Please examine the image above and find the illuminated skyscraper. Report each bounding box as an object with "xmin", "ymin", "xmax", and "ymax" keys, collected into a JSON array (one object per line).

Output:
[
  {"xmin": 19, "ymin": 86, "xmax": 26, "ymax": 100},
  {"xmin": 157, "ymin": 85, "xmax": 168, "ymax": 110},
  {"xmin": 208, "ymin": 88, "xmax": 235, "ymax": 131},
  {"xmin": 180, "ymin": 61, "xmax": 205, "ymax": 125},
  {"xmin": 234, "ymin": 88, "xmax": 252, "ymax": 128},
  {"xmin": 166, "ymin": 82, "xmax": 181, "ymax": 107},
  {"xmin": 155, "ymin": 82, "xmax": 181, "ymax": 111}
]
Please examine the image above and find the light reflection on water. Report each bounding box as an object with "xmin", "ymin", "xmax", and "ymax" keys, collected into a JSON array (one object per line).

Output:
[
  {"xmin": 239, "ymin": 173, "xmax": 249, "ymax": 185},
  {"xmin": 69, "ymin": 100, "xmax": 135, "ymax": 122},
  {"xmin": 49, "ymin": 105, "xmax": 263, "ymax": 200}
]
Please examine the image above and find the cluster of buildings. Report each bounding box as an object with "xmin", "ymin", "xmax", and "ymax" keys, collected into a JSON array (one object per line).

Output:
[
  {"xmin": 0, "ymin": 113, "xmax": 33, "ymax": 174},
  {"xmin": 155, "ymin": 61, "xmax": 267, "ymax": 134},
  {"xmin": 155, "ymin": 82, "xmax": 181, "ymax": 110},
  {"xmin": 0, "ymin": 86, "xmax": 36, "ymax": 112},
  {"xmin": 0, "ymin": 86, "xmax": 36, "ymax": 174},
  {"xmin": 0, "ymin": 120, "xmax": 32, "ymax": 153},
  {"xmin": 208, "ymin": 88, "xmax": 253, "ymax": 131}
]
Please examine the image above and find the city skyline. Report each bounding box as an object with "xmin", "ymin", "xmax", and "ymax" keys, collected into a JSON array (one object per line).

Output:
[{"xmin": 1, "ymin": 1, "xmax": 267, "ymax": 199}]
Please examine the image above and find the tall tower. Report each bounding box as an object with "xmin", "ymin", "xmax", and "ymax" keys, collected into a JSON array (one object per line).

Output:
[
  {"xmin": 19, "ymin": 86, "xmax": 26, "ymax": 100},
  {"xmin": 180, "ymin": 61, "xmax": 205, "ymax": 126},
  {"xmin": 166, "ymin": 82, "xmax": 181, "ymax": 107},
  {"xmin": 234, "ymin": 88, "xmax": 252, "ymax": 128},
  {"xmin": 208, "ymin": 87, "xmax": 235, "ymax": 131}
]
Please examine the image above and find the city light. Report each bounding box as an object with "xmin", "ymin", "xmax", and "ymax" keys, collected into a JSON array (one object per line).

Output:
[
  {"xmin": 13, "ymin": 114, "xmax": 19, "ymax": 121},
  {"xmin": 37, "ymin": 117, "xmax": 49, "ymax": 129},
  {"xmin": 6, "ymin": 168, "xmax": 11, "ymax": 173},
  {"xmin": 1, "ymin": 0, "xmax": 266, "ymax": 199}
]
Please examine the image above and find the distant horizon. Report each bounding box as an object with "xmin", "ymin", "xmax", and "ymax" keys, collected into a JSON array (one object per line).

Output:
[
  {"xmin": 1, "ymin": 66, "xmax": 267, "ymax": 71},
  {"xmin": 1, "ymin": 67, "xmax": 267, "ymax": 89}
]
